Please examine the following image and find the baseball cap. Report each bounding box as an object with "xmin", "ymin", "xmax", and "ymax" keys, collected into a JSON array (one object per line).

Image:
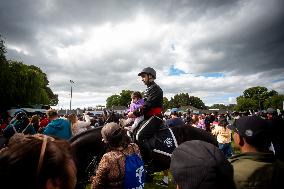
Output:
[
  {"xmin": 170, "ymin": 140, "xmax": 235, "ymax": 189},
  {"xmin": 228, "ymin": 116, "xmax": 270, "ymax": 140}
]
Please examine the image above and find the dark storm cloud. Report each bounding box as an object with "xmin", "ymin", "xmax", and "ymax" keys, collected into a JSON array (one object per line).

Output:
[
  {"xmin": 188, "ymin": 0, "xmax": 284, "ymax": 75},
  {"xmin": 1, "ymin": 0, "xmax": 284, "ymax": 107}
]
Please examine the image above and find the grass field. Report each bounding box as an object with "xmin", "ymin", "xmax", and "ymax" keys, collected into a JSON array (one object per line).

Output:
[
  {"xmin": 86, "ymin": 171, "xmax": 176, "ymax": 189},
  {"xmin": 145, "ymin": 171, "xmax": 175, "ymax": 189}
]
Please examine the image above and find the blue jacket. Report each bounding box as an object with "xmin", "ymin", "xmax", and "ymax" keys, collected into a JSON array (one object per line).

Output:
[{"xmin": 43, "ymin": 118, "xmax": 72, "ymax": 140}]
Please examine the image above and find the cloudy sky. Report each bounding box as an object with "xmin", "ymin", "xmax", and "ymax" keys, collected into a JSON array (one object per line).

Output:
[{"xmin": 1, "ymin": 0, "xmax": 284, "ymax": 109}]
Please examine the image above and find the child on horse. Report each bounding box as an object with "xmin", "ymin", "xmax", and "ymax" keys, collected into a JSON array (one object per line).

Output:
[
  {"xmin": 128, "ymin": 67, "xmax": 164, "ymax": 167},
  {"xmin": 125, "ymin": 91, "xmax": 144, "ymax": 133}
]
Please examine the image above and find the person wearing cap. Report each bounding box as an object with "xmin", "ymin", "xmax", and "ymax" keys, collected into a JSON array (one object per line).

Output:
[
  {"xmin": 170, "ymin": 140, "xmax": 236, "ymax": 189},
  {"xmin": 92, "ymin": 122, "xmax": 142, "ymax": 189},
  {"xmin": 228, "ymin": 116, "xmax": 284, "ymax": 189},
  {"xmin": 128, "ymin": 67, "xmax": 163, "ymax": 165},
  {"xmin": 266, "ymin": 107, "xmax": 284, "ymax": 161},
  {"xmin": 43, "ymin": 109, "xmax": 72, "ymax": 140},
  {"xmin": 165, "ymin": 108, "xmax": 184, "ymax": 128}
]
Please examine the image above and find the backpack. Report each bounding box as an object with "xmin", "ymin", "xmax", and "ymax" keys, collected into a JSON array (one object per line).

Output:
[{"xmin": 118, "ymin": 145, "xmax": 146, "ymax": 189}]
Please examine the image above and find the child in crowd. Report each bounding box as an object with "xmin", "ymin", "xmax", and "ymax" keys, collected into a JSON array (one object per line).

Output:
[
  {"xmin": 125, "ymin": 91, "xmax": 144, "ymax": 132},
  {"xmin": 211, "ymin": 116, "xmax": 233, "ymax": 158}
]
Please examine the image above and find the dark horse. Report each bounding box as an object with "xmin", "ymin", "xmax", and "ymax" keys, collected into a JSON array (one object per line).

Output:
[{"xmin": 70, "ymin": 115, "xmax": 218, "ymax": 189}]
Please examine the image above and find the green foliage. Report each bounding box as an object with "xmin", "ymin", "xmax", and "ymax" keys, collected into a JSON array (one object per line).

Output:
[
  {"xmin": 119, "ymin": 90, "xmax": 132, "ymax": 107},
  {"xmin": 235, "ymin": 86, "xmax": 283, "ymax": 111},
  {"xmin": 235, "ymin": 96, "xmax": 257, "ymax": 111},
  {"xmin": 188, "ymin": 96, "xmax": 205, "ymax": 109},
  {"xmin": 263, "ymin": 94, "xmax": 284, "ymax": 110},
  {"xmin": 170, "ymin": 93, "xmax": 190, "ymax": 107},
  {"xmin": 0, "ymin": 37, "xmax": 58, "ymax": 108},
  {"xmin": 106, "ymin": 90, "xmax": 138, "ymax": 108},
  {"xmin": 106, "ymin": 94, "xmax": 121, "ymax": 108},
  {"xmin": 163, "ymin": 97, "xmax": 170, "ymax": 110}
]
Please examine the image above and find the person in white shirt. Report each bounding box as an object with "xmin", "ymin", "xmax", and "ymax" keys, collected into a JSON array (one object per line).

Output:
[{"xmin": 68, "ymin": 113, "xmax": 91, "ymax": 136}]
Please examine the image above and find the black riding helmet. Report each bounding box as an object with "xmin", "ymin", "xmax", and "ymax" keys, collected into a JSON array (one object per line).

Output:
[{"xmin": 138, "ymin": 67, "xmax": 156, "ymax": 79}]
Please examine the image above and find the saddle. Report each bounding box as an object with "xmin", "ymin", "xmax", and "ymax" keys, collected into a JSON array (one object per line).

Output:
[
  {"xmin": 130, "ymin": 124, "xmax": 178, "ymax": 158},
  {"xmin": 150, "ymin": 128, "xmax": 178, "ymax": 157}
]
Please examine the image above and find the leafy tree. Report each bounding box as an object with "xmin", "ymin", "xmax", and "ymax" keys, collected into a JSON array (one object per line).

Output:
[
  {"xmin": 0, "ymin": 37, "xmax": 58, "ymax": 109},
  {"xmin": 235, "ymin": 86, "xmax": 282, "ymax": 111},
  {"xmin": 106, "ymin": 90, "xmax": 133, "ymax": 108},
  {"xmin": 119, "ymin": 90, "xmax": 132, "ymax": 107},
  {"xmin": 163, "ymin": 97, "xmax": 170, "ymax": 111},
  {"xmin": 263, "ymin": 94, "xmax": 284, "ymax": 110},
  {"xmin": 188, "ymin": 96, "xmax": 206, "ymax": 109},
  {"xmin": 106, "ymin": 94, "xmax": 121, "ymax": 108},
  {"xmin": 170, "ymin": 93, "xmax": 190, "ymax": 107},
  {"xmin": 234, "ymin": 97, "xmax": 257, "ymax": 111}
]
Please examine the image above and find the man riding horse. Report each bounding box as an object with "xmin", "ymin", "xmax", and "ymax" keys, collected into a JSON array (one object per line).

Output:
[{"xmin": 128, "ymin": 67, "xmax": 163, "ymax": 167}]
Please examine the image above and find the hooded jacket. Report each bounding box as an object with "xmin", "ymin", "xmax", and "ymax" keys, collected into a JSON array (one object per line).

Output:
[{"xmin": 43, "ymin": 118, "xmax": 72, "ymax": 140}]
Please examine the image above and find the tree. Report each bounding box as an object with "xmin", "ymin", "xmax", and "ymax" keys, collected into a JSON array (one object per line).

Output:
[
  {"xmin": 106, "ymin": 94, "xmax": 121, "ymax": 108},
  {"xmin": 188, "ymin": 96, "xmax": 206, "ymax": 109},
  {"xmin": 263, "ymin": 94, "xmax": 284, "ymax": 110},
  {"xmin": 106, "ymin": 90, "xmax": 133, "ymax": 108},
  {"xmin": 163, "ymin": 97, "xmax": 170, "ymax": 111},
  {"xmin": 170, "ymin": 93, "xmax": 190, "ymax": 107},
  {"xmin": 119, "ymin": 90, "xmax": 132, "ymax": 107},
  {"xmin": 0, "ymin": 37, "xmax": 58, "ymax": 109},
  {"xmin": 235, "ymin": 86, "xmax": 282, "ymax": 111},
  {"xmin": 234, "ymin": 97, "xmax": 257, "ymax": 111}
]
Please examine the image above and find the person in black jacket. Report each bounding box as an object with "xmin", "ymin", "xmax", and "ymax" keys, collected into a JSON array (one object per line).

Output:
[{"xmin": 128, "ymin": 67, "xmax": 163, "ymax": 165}]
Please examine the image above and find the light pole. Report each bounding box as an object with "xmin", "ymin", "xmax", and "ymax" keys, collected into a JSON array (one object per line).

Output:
[{"xmin": 70, "ymin": 80, "xmax": 74, "ymax": 110}]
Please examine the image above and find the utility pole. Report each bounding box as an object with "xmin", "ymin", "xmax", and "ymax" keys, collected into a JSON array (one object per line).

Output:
[{"xmin": 70, "ymin": 80, "xmax": 74, "ymax": 110}]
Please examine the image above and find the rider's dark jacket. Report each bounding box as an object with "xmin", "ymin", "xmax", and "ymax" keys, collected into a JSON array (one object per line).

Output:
[{"xmin": 133, "ymin": 81, "xmax": 163, "ymax": 120}]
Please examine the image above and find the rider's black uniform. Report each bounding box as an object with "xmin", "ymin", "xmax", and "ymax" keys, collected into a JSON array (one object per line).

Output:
[{"xmin": 133, "ymin": 81, "xmax": 163, "ymax": 162}]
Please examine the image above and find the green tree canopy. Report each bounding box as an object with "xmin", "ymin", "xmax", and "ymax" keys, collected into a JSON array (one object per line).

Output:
[
  {"xmin": 0, "ymin": 37, "xmax": 58, "ymax": 109},
  {"xmin": 106, "ymin": 90, "xmax": 133, "ymax": 108},
  {"xmin": 235, "ymin": 86, "xmax": 282, "ymax": 111}
]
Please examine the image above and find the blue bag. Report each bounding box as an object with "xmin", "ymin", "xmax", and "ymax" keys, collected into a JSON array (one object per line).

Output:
[{"xmin": 124, "ymin": 153, "xmax": 145, "ymax": 189}]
